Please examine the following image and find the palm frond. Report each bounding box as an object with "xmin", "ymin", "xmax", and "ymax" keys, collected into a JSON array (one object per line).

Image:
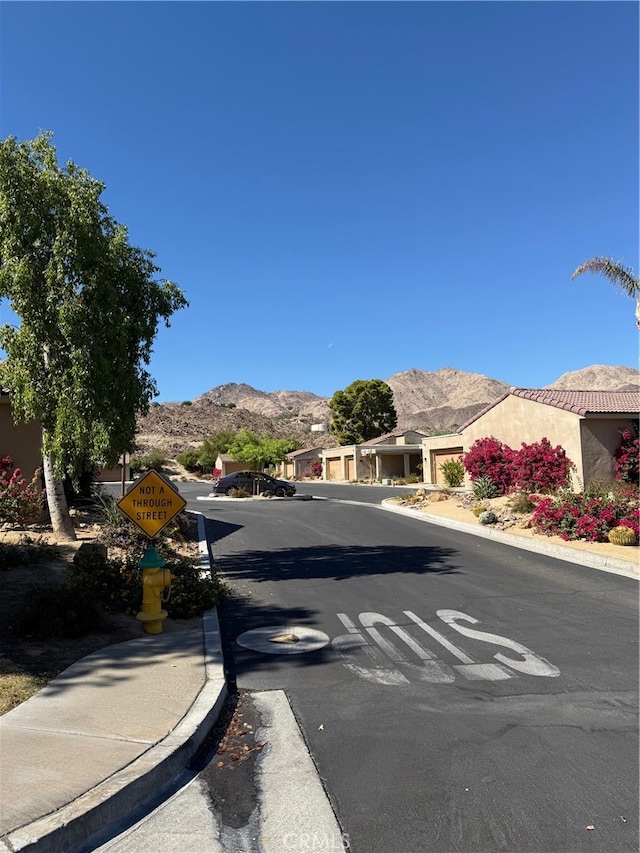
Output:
[{"xmin": 571, "ymin": 256, "xmax": 639, "ymax": 297}]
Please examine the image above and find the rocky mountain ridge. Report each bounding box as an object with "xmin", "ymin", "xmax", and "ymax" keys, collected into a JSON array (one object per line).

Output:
[{"xmin": 135, "ymin": 364, "xmax": 638, "ymax": 456}]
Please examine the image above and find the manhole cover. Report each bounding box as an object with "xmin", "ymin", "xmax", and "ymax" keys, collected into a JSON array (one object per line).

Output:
[{"xmin": 235, "ymin": 625, "xmax": 330, "ymax": 655}]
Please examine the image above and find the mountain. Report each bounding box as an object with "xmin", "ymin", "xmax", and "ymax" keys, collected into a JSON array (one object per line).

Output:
[
  {"xmin": 545, "ymin": 364, "xmax": 639, "ymax": 391},
  {"xmin": 386, "ymin": 367, "xmax": 509, "ymax": 432},
  {"xmin": 136, "ymin": 365, "xmax": 639, "ymax": 456}
]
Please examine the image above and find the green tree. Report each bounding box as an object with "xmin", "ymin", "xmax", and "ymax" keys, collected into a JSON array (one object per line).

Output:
[
  {"xmin": 0, "ymin": 132, "xmax": 187, "ymax": 540},
  {"xmin": 572, "ymin": 257, "xmax": 640, "ymax": 329},
  {"xmin": 227, "ymin": 430, "xmax": 300, "ymax": 469},
  {"xmin": 198, "ymin": 430, "xmax": 237, "ymax": 470},
  {"xmin": 329, "ymin": 379, "xmax": 397, "ymax": 445}
]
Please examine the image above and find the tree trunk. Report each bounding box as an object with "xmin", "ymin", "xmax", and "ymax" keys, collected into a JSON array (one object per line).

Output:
[{"xmin": 42, "ymin": 451, "xmax": 76, "ymax": 542}]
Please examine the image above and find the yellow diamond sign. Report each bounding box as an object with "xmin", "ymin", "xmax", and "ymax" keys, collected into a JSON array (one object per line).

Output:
[{"xmin": 117, "ymin": 470, "xmax": 187, "ymax": 539}]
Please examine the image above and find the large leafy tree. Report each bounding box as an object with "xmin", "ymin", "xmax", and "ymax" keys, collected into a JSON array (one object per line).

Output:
[
  {"xmin": 329, "ymin": 379, "xmax": 397, "ymax": 445},
  {"xmin": 572, "ymin": 257, "xmax": 639, "ymax": 329},
  {"xmin": 227, "ymin": 430, "xmax": 300, "ymax": 470},
  {"xmin": 0, "ymin": 132, "xmax": 188, "ymax": 540}
]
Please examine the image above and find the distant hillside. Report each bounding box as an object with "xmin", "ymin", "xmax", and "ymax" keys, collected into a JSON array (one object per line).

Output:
[
  {"xmin": 135, "ymin": 398, "xmax": 336, "ymax": 457},
  {"xmin": 137, "ymin": 364, "xmax": 638, "ymax": 455},
  {"xmin": 546, "ymin": 364, "xmax": 639, "ymax": 391}
]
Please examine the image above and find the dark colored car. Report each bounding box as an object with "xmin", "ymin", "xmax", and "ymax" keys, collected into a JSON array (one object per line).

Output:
[{"xmin": 212, "ymin": 471, "xmax": 297, "ymax": 497}]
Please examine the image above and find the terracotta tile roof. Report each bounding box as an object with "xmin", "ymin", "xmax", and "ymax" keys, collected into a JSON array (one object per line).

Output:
[
  {"xmin": 460, "ymin": 388, "xmax": 639, "ymax": 431},
  {"xmin": 510, "ymin": 388, "xmax": 639, "ymax": 415}
]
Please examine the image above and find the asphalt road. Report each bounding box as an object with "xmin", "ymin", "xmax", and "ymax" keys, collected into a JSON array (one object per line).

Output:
[{"xmin": 201, "ymin": 495, "xmax": 639, "ymax": 853}]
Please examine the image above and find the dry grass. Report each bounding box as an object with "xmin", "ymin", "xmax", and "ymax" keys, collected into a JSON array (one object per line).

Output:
[{"xmin": 0, "ymin": 664, "xmax": 50, "ymax": 716}]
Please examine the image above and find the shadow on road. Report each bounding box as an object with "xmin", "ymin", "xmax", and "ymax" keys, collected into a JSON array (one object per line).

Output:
[
  {"xmin": 218, "ymin": 542, "xmax": 460, "ymax": 583},
  {"xmin": 215, "ymin": 543, "xmax": 461, "ymax": 682}
]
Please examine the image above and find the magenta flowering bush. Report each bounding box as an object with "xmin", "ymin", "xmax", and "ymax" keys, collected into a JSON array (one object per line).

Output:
[
  {"xmin": 0, "ymin": 456, "xmax": 45, "ymax": 525},
  {"xmin": 310, "ymin": 460, "xmax": 323, "ymax": 478},
  {"xmin": 462, "ymin": 437, "xmax": 516, "ymax": 495},
  {"xmin": 531, "ymin": 491, "xmax": 639, "ymax": 543},
  {"xmin": 614, "ymin": 428, "xmax": 639, "ymax": 484},
  {"xmin": 512, "ymin": 438, "xmax": 573, "ymax": 493},
  {"xmin": 463, "ymin": 436, "xmax": 573, "ymax": 495}
]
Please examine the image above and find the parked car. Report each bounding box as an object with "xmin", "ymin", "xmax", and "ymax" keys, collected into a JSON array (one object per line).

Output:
[{"xmin": 212, "ymin": 471, "xmax": 297, "ymax": 497}]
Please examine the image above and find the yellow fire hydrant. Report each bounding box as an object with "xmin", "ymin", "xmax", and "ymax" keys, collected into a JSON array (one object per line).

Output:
[{"xmin": 136, "ymin": 544, "xmax": 172, "ymax": 634}]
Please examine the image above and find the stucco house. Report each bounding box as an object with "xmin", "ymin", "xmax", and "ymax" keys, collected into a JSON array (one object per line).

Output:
[
  {"xmin": 0, "ymin": 390, "xmax": 42, "ymax": 481},
  {"xmin": 279, "ymin": 447, "xmax": 324, "ymax": 479},
  {"xmin": 421, "ymin": 388, "xmax": 639, "ymax": 490},
  {"xmin": 1, "ymin": 390, "xmax": 129, "ymax": 483},
  {"xmin": 214, "ymin": 453, "xmax": 248, "ymax": 477},
  {"xmin": 321, "ymin": 430, "xmax": 428, "ymax": 482}
]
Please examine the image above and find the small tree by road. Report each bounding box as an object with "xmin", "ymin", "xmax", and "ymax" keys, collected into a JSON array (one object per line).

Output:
[
  {"xmin": 329, "ymin": 379, "xmax": 397, "ymax": 445},
  {"xmin": 0, "ymin": 133, "xmax": 188, "ymax": 539},
  {"xmin": 227, "ymin": 430, "xmax": 300, "ymax": 470}
]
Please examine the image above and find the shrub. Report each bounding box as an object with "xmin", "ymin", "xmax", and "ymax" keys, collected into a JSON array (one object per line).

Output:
[
  {"xmin": 0, "ymin": 457, "xmax": 45, "ymax": 524},
  {"xmin": 583, "ymin": 479, "xmax": 614, "ymax": 500},
  {"xmin": 472, "ymin": 477, "xmax": 498, "ymax": 500},
  {"xmin": 463, "ymin": 438, "xmax": 515, "ymax": 495},
  {"xmin": 508, "ymin": 491, "xmax": 535, "ymax": 514},
  {"xmin": 176, "ymin": 450, "xmax": 202, "ymax": 472},
  {"xmin": 531, "ymin": 492, "xmax": 639, "ymax": 543},
  {"xmin": 614, "ymin": 427, "xmax": 639, "ymax": 484},
  {"xmin": 14, "ymin": 584, "xmax": 104, "ymax": 639},
  {"xmin": 230, "ymin": 487, "xmax": 250, "ymax": 498},
  {"xmin": 440, "ymin": 458, "xmax": 464, "ymax": 488},
  {"xmin": 0, "ymin": 536, "xmax": 59, "ymax": 571},
  {"xmin": 395, "ymin": 475, "xmax": 421, "ymax": 485},
  {"xmin": 130, "ymin": 451, "xmax": 168, "ymax": 475},
  {"xmin": 512, "ymin": 438, "xmax": 573, "ymax": 493},
  {"xmin": 310, "ymin": 460, "xmax": 323, "ymax": 478}
]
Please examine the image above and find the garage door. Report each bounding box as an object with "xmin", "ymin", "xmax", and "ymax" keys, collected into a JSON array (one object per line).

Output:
[
  {"xmin": 327, "ymin": 457, "xmax": 341, "ymax": 480},
  {"xmin": 346, "ymin": 456, "xmax": 355, "ymax": 480},
  {"xmin": 431, "ymin": 449, "xmax": 463, "ymax": 485}
]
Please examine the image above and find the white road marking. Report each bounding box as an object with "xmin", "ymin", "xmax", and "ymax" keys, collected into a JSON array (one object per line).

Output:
[
  {"xmin": 234, "ymin": 609, "xmax": 560, "ymax": 685},
  {"xmin": 404, "ymin": 610, "xmax": 475, "ymax": 663},
  {"xmin": 359, "ymin": 612, "xmax": 454, "ymax": 683},
  {"xmin": 332, "ymin": 633, "xmax": 410, "ymax": 685},
  {"xmin": 436, "ymin": 609, "xmax": 560, "ymax": 678}
]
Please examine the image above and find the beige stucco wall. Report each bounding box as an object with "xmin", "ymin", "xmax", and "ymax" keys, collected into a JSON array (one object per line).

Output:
[
  {"xmin": 0, "ymin": 396, "xmax": 42, "ymax": 481},
  {"xmin": 216, "ymin": 455, "xmax": 247, "ymax": 476},
  {"xmin": 579, "ymin": 417, "xmax": 635, "ymax": 486}
]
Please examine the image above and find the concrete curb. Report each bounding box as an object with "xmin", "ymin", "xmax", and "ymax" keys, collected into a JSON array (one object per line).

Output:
[
  {"xmin": 196, "ymin": 494, "xmax": 312, "ymax": 502},
  {"xmin": 0, "ymin": 519, "xmax": 228, "ymax": 853},
  {"xmin": 381, "ymin": 500, "xmax": 639, "ymax": 580}
]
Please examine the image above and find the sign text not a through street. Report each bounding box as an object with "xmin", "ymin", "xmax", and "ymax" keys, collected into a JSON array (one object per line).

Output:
[{"xmin": 117, "ymin": 470, "xmax": 187, "ymax": 538}]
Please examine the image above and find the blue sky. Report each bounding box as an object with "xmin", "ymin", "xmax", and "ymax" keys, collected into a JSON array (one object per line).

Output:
[{"xmin": 1, "ymin": 1, "xmax": 638, "ymax": 402}]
